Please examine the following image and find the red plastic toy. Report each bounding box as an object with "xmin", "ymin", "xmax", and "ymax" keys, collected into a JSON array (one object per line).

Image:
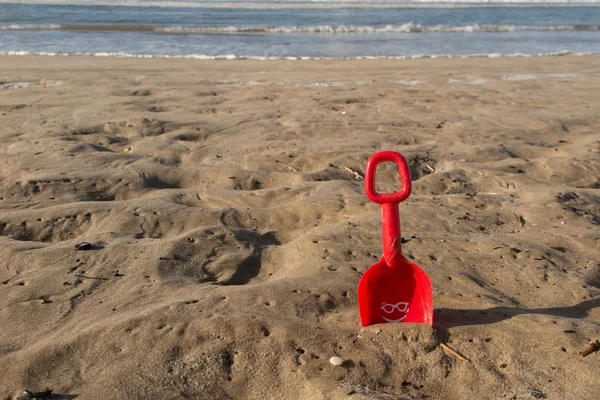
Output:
[{"xmin": 358, "ymin": 151, "xmax": 433, "ymax": 327}]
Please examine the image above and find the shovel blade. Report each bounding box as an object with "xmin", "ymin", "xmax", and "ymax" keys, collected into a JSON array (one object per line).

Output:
[{"xmin": 358, "ymin": 258, "xmax": 433, "ymax": 327}]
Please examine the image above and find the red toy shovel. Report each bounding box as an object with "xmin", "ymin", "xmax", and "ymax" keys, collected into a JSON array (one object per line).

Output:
[{"xmin": 358, "ymin": 151, "xmax": 433, "ymax": 327}]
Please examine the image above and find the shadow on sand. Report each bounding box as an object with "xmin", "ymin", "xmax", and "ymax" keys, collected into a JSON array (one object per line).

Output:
[{"xmin": 434, "ymin": 297, "xmax": 600, "ymax": 330}]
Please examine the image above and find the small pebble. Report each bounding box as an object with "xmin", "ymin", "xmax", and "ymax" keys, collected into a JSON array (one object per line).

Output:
[
  {"xmin": 17, "ymin": 391, "xmax": 34, "ymax": 400},
  {"xmin": 123, "ymin": 147, "xmax": 131, "ymax": 152},
  {"xmin": 75, "ymin": 242, "xmax": 93, "ymax": 251},
  {"xmin": 329, "ymin": 356, "xmax": 344, "ymax": 366},
  {"xmin": 17, "ymin": 389, "xmax": 53, "ymax": 400}
]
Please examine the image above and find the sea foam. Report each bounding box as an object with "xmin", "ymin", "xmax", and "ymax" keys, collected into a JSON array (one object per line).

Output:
[
  {"xmin": 0, "ymin": 49, "xmax": 589, "ymax": 60},
  {"xmin": 3, "ymin": 23, "xmax": 599, "ymax": 34}
]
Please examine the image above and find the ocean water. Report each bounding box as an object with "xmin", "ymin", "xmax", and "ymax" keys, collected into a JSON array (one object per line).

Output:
[{"xmin": 1, "ymin": 1, "xmax": 600, "ymax": 59}]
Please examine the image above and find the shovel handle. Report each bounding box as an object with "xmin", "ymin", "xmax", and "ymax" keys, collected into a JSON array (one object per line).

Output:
[
  {"xmin": 365, "ymin": 151, "xmax": 412, "ymax": 267},
  {"xmin": 365, "ymin": 151, "xmax": 412, "ymax": 204}
]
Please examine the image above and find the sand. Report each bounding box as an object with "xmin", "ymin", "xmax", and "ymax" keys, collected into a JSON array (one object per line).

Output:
[{"xmin": 0, "ymin": 55, "xmax": 599, "ymax": 399}]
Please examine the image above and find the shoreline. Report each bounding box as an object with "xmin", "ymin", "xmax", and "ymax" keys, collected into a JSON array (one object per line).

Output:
[
  {"xmin": 1, "ymin": 50, "xmax": 597, "ymax": 60},
  {"xmin": 2, "ymin": 52, "xmax": 599, "ymax": 70}
]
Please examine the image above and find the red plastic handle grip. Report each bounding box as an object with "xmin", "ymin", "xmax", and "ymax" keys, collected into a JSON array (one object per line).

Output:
[{"xmin": 364, "ymin": 151, "xmax": 412, "ymax": 204}]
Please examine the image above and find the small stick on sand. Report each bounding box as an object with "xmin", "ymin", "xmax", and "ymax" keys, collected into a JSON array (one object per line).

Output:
[
  {"xmin": 344, "ymin": 166, "xmax": 364, "ymax": 180},
  {"xmin": 579, "ymin": 340, "xmax": 600, "ymax": 357},
  {"xmin": 440, "ymin": 343, "xmax": 471, "ymax": 362},
  {"xmin": 74, "ymin": 274, "xmax": 110, "ymax": 281},
  {"xmin": 275, "ymin": 160, "xmax": 299, "ymax": 172}
]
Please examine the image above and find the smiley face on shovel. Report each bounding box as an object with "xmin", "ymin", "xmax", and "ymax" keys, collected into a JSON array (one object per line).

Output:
[{"xmin": 380, "ymin": 301, "xmax": 410, "ymax": 323}]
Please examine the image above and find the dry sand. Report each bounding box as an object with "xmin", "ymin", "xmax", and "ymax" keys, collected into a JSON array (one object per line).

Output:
[{"xmin": 0, "ymin": 55, "xmax": 599, "ymax": 399}]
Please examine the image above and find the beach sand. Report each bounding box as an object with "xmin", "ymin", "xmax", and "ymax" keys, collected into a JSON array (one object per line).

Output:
[{"xmin": 0, "ymin": 55, "xmax": 599, "ymax": 399}]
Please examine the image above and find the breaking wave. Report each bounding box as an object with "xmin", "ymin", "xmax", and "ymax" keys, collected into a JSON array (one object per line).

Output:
[
  {"xmin": 3, "ymin": 23, "xmax": 600, "ymax": 34},
  {"xmin": 0, "ymin": 49, "xmax": 586, "ymax": 58},
  {"xmin": 157, "ymin": 23, "xmax": 600, "ymax": 33}
]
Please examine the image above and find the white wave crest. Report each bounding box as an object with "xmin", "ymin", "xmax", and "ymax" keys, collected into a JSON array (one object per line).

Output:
[
  {"xmin": 2, "ymin": 22, "xmax": 599, "ymax": 34},
  {"xmin": 0, "ymin": 24, "xmax": 61, "ymax": 30},
  {"xmin": 156, "ymin": 23, "xmax": 600, "ymax": 34},
  {"xmin": 0, "ymin": 49, "xmax": 586, "ymax": 60}
]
